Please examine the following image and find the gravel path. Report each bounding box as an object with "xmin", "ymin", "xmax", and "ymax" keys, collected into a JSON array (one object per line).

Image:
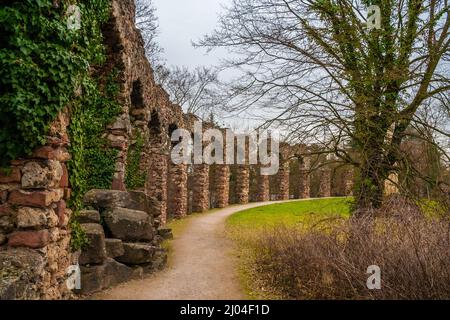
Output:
[{"xmin": 93, "ymin": 201, "xmax": 281, "ymax": 300}]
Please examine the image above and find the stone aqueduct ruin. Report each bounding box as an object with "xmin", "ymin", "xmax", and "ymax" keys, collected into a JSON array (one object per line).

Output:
[{"xmin": 0, "ymin": 0, "xmax": 353, "ymax": 299}]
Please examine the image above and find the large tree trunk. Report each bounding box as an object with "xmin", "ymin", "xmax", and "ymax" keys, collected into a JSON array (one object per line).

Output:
[{"xmin": 354, "ymin": 143, "xmax": 388, "ymax": 215}]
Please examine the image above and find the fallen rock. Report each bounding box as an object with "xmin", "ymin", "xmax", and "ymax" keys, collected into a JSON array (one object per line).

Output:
[
  {"xmin": 105, "ymin": 238, "xmax": 124, "ymax": 258},
  {"xmin": 79, "ymin": 224, "xmax": 107, "ymax": 265},
  {"xmin": 103, "ymin": 208, "xmax": 154, "ymax": 242},
  {"xmin": 79, "ymin": 258, "xmax": 142, "ymax": 295},
  {"xmin": 83, "ymin": 189, "xmax": 158, "ymax": 217},
  {"xmin": 76, "ymin": 210, "xmax": 101, "ymax": 224},
  {"xmin": 157, "ymin": 227, "xmax": 173, "ymax": 240},
  {"xmin": 0, "ymin": 248, "xmax": 45, "ymax": 300},
  {"xmin": 115, "ymin": 243, "xmax": 155, "ymax": 265},
  {"xmin": 83, "ymin": 190, "xmax": 130, "ymax": 210},
  {"xmin": 142, "ymin": 248, "xmax": 167, "ymax": 274}
]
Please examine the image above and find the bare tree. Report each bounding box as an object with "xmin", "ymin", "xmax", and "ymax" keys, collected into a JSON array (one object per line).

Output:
[
  {"xmin": 198, "ymin": 0, "xmax": 450, "ymax": 212},
  {"xmin": 135, "ymin": 0, "xmax": 163, "ymax": 65},
  {"xmin": 157, "ymin": 65, "xmax": 221, "ymax": 116}
]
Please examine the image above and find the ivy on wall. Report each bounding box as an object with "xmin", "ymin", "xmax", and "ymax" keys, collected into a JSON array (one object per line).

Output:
[
  {"xmin": 0, "ymin": 0, "xmax": 121, "ymax": 251},
  {"xmin": 0, "ymin": 0, "xmax": 110, "ymax": 166},
  {"xmin": 125, "ymin": 131, "xmax": 146, "ymax": 190},
  {"xmin": 68, "ymin": 74, "xmax": 121, "ymax": 250}
]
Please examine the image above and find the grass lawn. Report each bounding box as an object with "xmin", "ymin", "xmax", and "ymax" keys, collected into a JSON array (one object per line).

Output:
[
  {"xmin": 226, "ymin": 198, "xmax": 352, "ymax": 299},
  {"xmin": 227, "ymin": 198, "xmax": 352, "ymax": 233}
]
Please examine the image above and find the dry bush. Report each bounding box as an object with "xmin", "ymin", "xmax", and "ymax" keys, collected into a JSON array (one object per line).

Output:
[{"xmin": 252, "ymin": 200, "xmax": 450, "ymax": 300}]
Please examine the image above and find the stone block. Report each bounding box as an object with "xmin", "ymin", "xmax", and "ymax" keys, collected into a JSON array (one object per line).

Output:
[
  {"xmin": 104, "ymin": 208, "xmax": 153, "ymax": 242},
  {"xmin": 105, "ymin": 238, "xmax": 124, "ymax": 258},
  {"xmin": 141, "ymin": 248, "xmax": 168, "ymax": 274},
  {"xmin": 157, "ymin": 227, "xmax": 173, "ymax": 240},
  {"xmin": 79, "ymin": 258, "xmax": 142, "ymax": 295},
  {"xmin": 21, "ymin": 160, "xmax": 63, "ymax": 189},
  {"xmin": 79, "ymin": 224, "xmax": 107, "ymax": 265},
  {"xmin": 0, "ymin": 248, "xmax": 45, "ymax": 300},
  {"xmin": 16, "ymin": 207, "xmax": 48, "ymax": 228},
  {"xmin": 76, "ymin": 210, "xmax": 101, "ymax": 224},
  {"xmin": 32, "ymin": 146, "xmax": 70, "ymax": 162},
  {"xmin": 0, "ymin": 168, "xmax": 21, "ymax": 184},
  {"xmin": 115, "ymin": 243, "xmax": 155, "ymax": 265},
  {"xmin": 8, "ymin": 230, "xmax": 49, "ymax": 249},
  {"xmin": 9, "ymin": 190, "xmax": 61, "ymax": 208},
  {"xmin": 83, "ymin": 189, "xmax": 158, "ymax": 216}
]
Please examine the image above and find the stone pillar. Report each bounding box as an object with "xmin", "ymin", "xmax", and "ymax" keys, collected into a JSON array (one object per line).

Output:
[
  {"xmin": 278, "ymin": 161, "xmax": 290, "ymax": 200},
  {"xmin": 108, "ymin": 114, "xmax": 131, "ymax": 191},
  {"xmin": 342, "ymin": 169, "xmax": 354, "ymax": 196},
  {"xmin": 318, "ymin": 169, "xmax": 332, "ymax": 197},
  {"xmin": 299, "ymin": 169, "xmax": 311, "ymax": 198},
  {"xmin": 146, "ymin": 143, "xmax": 168, "ymax": 224},
  {"xmin": 256, "ymin": 172, "xmax": 270, "ymax": 202},
  {"xmin": 191, "ymin": 164, "xmax": 210, "ymax": 212},
  {"xmin": 298, "ymin": 158, "xmax": 311, "ymax": 199},
  {"xmin": 0, "ymin": 110, "xmax": 73, "ymax": 300},
  {"xmin": 167, "ymin": 163, "xmax": 188, "ymax": 219},
  {"xmin": 234, "ymin": 165, "xmax": 250, "ymax": 204},
  {"xmin": 214, "ymin": 165, "xmax": 230, "ymax": 208}
]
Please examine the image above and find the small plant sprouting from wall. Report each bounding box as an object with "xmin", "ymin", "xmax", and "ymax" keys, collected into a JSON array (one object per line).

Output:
[{"xmin": 125, "ymin": 131, "xmax": 146, "ymax": 190}]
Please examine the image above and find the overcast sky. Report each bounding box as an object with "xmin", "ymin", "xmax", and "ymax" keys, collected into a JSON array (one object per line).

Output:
[{"xmin": 153, "ymin": 0, "xmax": 231, "ymax": 71}]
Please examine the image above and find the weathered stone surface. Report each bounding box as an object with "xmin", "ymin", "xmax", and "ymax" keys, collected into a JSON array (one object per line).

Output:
[
  {"xmin": 0, "ymin": 190, "xmax": 7, "ymax": 204},
  {"xmin": 8, "ymin": 230, "xmax": 49, "ymax": 249},
  {"xmin": 79, "ymin": 224, "xmax": 107, "ymax": 265},
  {"xmin": 76, "ymin": 210, "xmax": 101, "ymax": 224},
  {"xmin": 0, "ymin": 204, "xmax": 13, "ymax": 217},
  {"xmin": 103, "ymin": 208, "xmax": 154, "ymax": 242},
  {"xmin": 0, "ymin": 168, "xmax": 21, "ymax": 184},
  {"xmin": 235, "ymin": 165, "xmax": 250, "ymax": 204},
  {"xmin": 9, "ymin": 190, "xmax": 62, "ymax": 208},
  {"xmin": 318, "ymin": 169, "xmax": 331, "ymax": 198},
  {"xmin": 83, "ymin": 189, "xmax": 130, "ymax": 209},
  {"xmin": 32, "ymin": 146, "xmax": 70, "ymax": 162},
  {"xmin": 105, "ymin": 238, "xmax": 124, "ymax": 258},
  {"xmin": 0, "ymin": 233, "xmax": 6, "ymax": 245},
  {"xmin": 191, "ymin": 164, "xmax": 210, "ymax": 212},
  {"xmin": 79, "ymin": 258, "xmax": 142, "ymax": 295},
  {"xmin": 115, "ymin": 243, "xmax": 155, "ymax": 265},
  {"xmin": 0, "ymin": 248, "xmax": 45, "ymax": 300},
  {"xmin": 84, "ymin": 189, "xmax": 157, "ymax": 216},
  {"xmin": 59, "ymin": 163, "xmax": 69, "ymax": 188},
  {"xmin": 167, "ymin": 163, "xmax": 188, "ymax": 218},
  {"xmin": 21, "ymin": 160, "xmax": 63, "ymax": 189},
  {"xmin": 0, "ymin": 215, "xmax": 14, "ymax": 233},
  {"xmin": 157, "ymin": 227, "xmax": 173, "ymax": 240},
  {"xmin": 16, "ymin": 207, "xmax": 48, "ymax": 228},
  {"xmin": 141, "ymin": 248, "xmax": 168, "ymax": 274},
  {"xmin": 127, "ymin": 191, "xmax": 157, "ymax": 216}
]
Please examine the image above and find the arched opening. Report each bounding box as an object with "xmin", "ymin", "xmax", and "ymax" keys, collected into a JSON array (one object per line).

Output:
[
  {"xmin": 131, "ymin": 79, "xmax": 144, "ymax": 109},
  {"xmin": 148, "ymin": 111, "xmax": 161, "ymax": 135}
]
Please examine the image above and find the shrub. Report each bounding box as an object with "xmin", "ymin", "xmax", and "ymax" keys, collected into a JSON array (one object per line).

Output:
[{"xmin": 249, "ymin": 199, "xmax": 450, "ymax": 299}]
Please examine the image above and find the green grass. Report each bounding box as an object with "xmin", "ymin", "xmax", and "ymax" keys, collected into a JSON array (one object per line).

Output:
[
  {"xmin": 226, "ymin": 198, "xmax": 352, "ymax": 300},
  {"xmin": 227, "ymin": 198, "xmax": 352, "ymax": 232}
]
